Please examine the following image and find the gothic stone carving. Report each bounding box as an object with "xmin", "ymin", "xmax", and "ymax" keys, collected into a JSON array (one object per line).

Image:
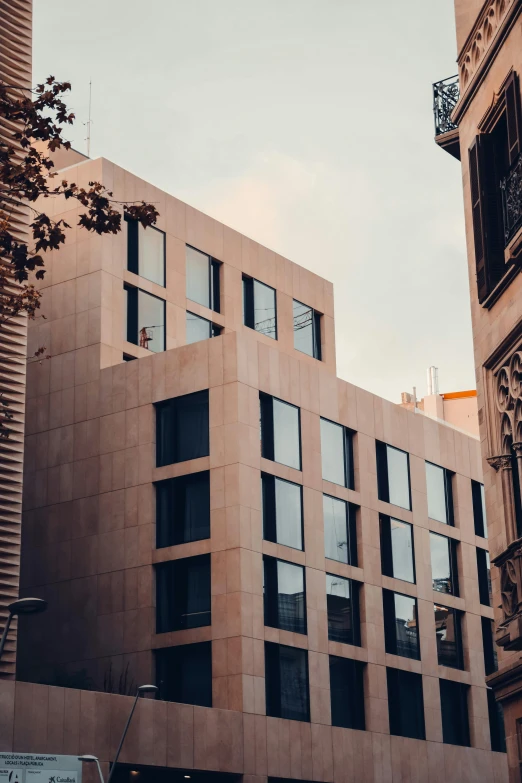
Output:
[{"xmin": 458, "ymin": 0, "xmax": 515, "ymax": 91}]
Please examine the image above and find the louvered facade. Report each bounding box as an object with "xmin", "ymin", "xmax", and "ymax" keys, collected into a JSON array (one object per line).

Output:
[{"xmin": 0, "ymin": 0, "xmax": 32, "ymax": 678}]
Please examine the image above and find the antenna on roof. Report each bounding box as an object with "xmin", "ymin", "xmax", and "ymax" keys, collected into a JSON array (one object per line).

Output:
[{"xmin": 85, "ymin": 79, "xmax": 93, "ymax": 157}]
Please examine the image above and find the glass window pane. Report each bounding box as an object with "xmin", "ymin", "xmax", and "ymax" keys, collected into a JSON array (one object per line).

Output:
[
  {"xmin": 275, "ymin": 478, "xmax": 302, "ymax": 550},
  {"xmin": 156, "ymin": 472, "xmax": 210, "ymax": 548},
  {"xmin": 279, "ymin": 644, "xmax": 309, "ymax": 721},
  {"xmin": 387, "ymin": 668, "xmax": 426, "ymax": 740},
  {"xmin": 139, "ymin": 224, "xmax": 165, "ymax": 286},
  {"xmin": 390, "ymin": 518, "xmax": 415, "ymax": 583},
  {"xmin": 293, "ymin": 299, "xmax": 314, "ymax": 356},
  {"xmin": 253, "ymin": 280, "xmax": 276, "ymax": 339},
  {"xmin": 321, "ymin": 418, "xmax": 346, "ymax": 486},
  {"xmin": 440, "ymin": 679, "xmax": 470, "ymax": 746},
  {"xmin": 430, "ymin": 532, "xmax": 453, "ymax": 594},
  {"xmin": 156, "ymin": 556, "xmax": 211, "ymax": 632},
  {"xmin": 138, "ymin": 289, "xmax": 165, "ymax": 352},
  {"xmin": 186, "ymin": 246, "xmax": 210, "ymax": 307},
  {"xmin": 156, "ymin": 642, "xmax": 212, "ymax": 706},
  {"xmin": 480, "ymin": 484, "xmax": 487, "ymax": 536},
  {"xmin": 186, "ymin": 311, "xmax": 211, "ymax": 345},
  {"xmin": 326, "ymin": 574, "xmax": 357, "ymax": 645},
  {"xmin": 329, "ymin": 655, "xmax": 365, "ymax": 730},
  {"xmin": 435, "ymin": 605, "xmax": 462, "ymax": 668},
  {"xmin": 273, "ymin": 399, "xmax": 300, "ymax": 469},
  {"xmin": 393, "ymin": 593, "xmax": 419, "ymax": 659},
  {"xmin": 277, "ymin": 560, "xmax": 306, "ymax": 634},
  {"xmin": 426, "ymin": 462, "xmax": 447, "ymax": 523},
  {"xmin": 175, "ymin": 390, "xmax": 210, "ymax": 463},
  {"xmin": 324, "ymin": 494, "xmax": 349, "ymax": 563},
  {"xmin": 386, "ymin": 446, "xmax": 410, "ymax": 509}
]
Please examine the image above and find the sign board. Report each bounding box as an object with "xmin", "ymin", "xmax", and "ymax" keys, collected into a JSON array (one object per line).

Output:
[{"xmin": 0, "ymin": 754, "xmax": 82, "ymax": 783}]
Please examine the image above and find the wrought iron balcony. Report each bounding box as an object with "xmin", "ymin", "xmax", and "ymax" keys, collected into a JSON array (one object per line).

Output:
[
  {"xmin": 433, "ymin": 75, "xmax": 460, "ymax": 136},
  {"xmin": 501, "ymin": 155, "xmax": 522, "ymax": 244}
]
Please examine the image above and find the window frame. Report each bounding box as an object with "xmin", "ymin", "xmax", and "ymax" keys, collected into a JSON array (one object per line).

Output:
[
  {"xmin": 425, "ymin": 461, "xmax": 454, "ymax": 526},
  {"xmin": 329, "ymin": 655, "xmax": 365, "ymax": 730},
  {"xmin": 155, "ymin": 641, "xmax": 212, "ymax": 706},
  {"xmin": 125, "ymin": 214, "xmax": 166, "ymax": 287},
  {"xmin": 155, "ymin": 390, "xmax": 210, "ymax": 468},
  {"xmin": 264, "ymin": 641, "xmax": 310, "ymax": 722},
  {"xmin": 155, "ymin": 470, "xmax": 211, "ymax": 548},
  {"xmin": 242, "ymin": 275, "xmax": 277, "ymax": 340},
  {"xmin": 260, "ymin": 392, "xmax": 302, "ymax": 470},
  {"xmin": 440, "ymin": 679, "xmax": 470, "ymax": 747},
  {"xmin": 262, "ymin": 473, "xmax": 304, "ymax": 551},
  {"xmin": 186, "ymin": 244, "xmax": 221, "ymax": 313},
  {"xmin": 292, "ymin": 298, "xmax": 322, "ymax": 360},
  {"xmin": 323, "ymin": 494, "xmax": 358, "ymax": 566},
  {"xmin": 482, "ymin": 616, "xmax": 498, "ymax": 676},
  {"xmin": 383, "ymin": 589, "xmax": 420, "ymax": 660},
  {"xmin": 477, "ymin": 547, "xmax": 492, "ymax": 607},
  {"xmin": 429, "ymin": 531, "xmax": 460, "ymax": 596},
  {"xmin": 434, "ymin": 603, "xmax": 464, "ymax": 670},
  {"xmin": 263, "ymin": 555, "xmax": 307, "ymax": 635},
  {"xmin": 472, "ymin": 480, "xmax": 488, "ymax": 538},
  {"xmin": 376, "ymin": 441, "xmax": 412, "ymax": 511},
  {"xmin": 320, "ymin": 416, "xmax": 355, "ymax": 489},
  {"xmin": 155, "ymin": 554, "xmax": 211, "ymax": 633},
  {"xmin": 125, "ymin": 284, "xmax": 166, "ymax": 353},
  {"xmin": 186, "ymin": 310, "xmax": 222, "ymax": 345},
  {"xmin": 380, "ymin": 515, "xmax": 416, "ymax": 584},
  {"xmin": 326, "ymin": 573, "xmax": 360, "ymax": 646},
  {"xmin": 386, "ymin": 667, "xmax": 426, "ymax": 740}
]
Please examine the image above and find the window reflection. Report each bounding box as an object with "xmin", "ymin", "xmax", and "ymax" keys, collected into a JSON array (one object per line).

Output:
[
  {"xmin": 320, "ymin": 418, "xmax": 347, "ymax": 486},
  {"xmin": 126, "ymin": 217, "xmax": 165, "ymax": 287},
  {"xmin": 430, "ymin": 531, "xmax": 458, "ymax": 595},
  {"xmin": 273, "ymin": 398, "xmax": 301, "ymax": 469},
  {"xmin": 264, "ymin": 556, "xmax": 306, "ymax": 634},
  {"xmin": 390, "ymin": 518, "xmax": 415, "ymax": 582},
  {"xmin": 426, "ymin": 462, "xmax": 450, "ymax": 524},
  {"xmin": 125, "ymin": 286, "xmax": 166, "ymax": 353},
  {"xmin": 186, "ymin": 245, "xmax": 220, "ymax": 311},
  {"xmin": 262, "ymin": 474, "xmax": 303, "ymax": 550},
  {"xmin": 293, "ymin": 299, "xmax": 321, "ymax": 359},
  {"xmin": 326, "ymin": 574, "xmax": 359, "ymax": 645},
  {"xmin": 186, "ymin": 311, "xmax": 220, "ymax": 345},
  {"xmin": 243, "ymin": 277, "xmax": 277, "ymax": 339},
  {"xmin": 434, "ymin": 604, "xmax": 463, "ymax": 669},
  {"xmin": 324, "ymin": 495, "xmax": 349, "ymax": 563},
  {"xmin": 377, "ymin": 442, "xmax": 411, "ymax": 510},
  {"xmin": 384, "ymin": 590, "xmax": 419, "ymax": 660}
]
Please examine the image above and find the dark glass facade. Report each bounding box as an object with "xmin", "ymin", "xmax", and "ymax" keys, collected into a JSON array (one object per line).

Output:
[{"xmin": 156, "ymin": 390, "xmax": 209, "ymax": 467}]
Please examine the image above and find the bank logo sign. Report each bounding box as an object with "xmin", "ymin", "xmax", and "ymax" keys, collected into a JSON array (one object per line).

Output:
[{"xmin": 0, "ymin": 755, "xmax": 82, "ymax": 783}]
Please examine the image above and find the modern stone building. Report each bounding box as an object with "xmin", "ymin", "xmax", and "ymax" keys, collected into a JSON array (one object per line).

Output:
[
  {"xmin": 6, "ymin": 150, "xmax": 507, "ymax": 783},
  {"xmin": 433, "ymin": 0, "xmax": 522, "ymax": 780}
]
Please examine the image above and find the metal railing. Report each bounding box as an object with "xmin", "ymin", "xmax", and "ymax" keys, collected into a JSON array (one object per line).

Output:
[
  {"xmin": 433, "ymin": 75, "xmax": 460, "ymax": 136},
  {"xmin": 501, "ymin": 155, "xmax": 522, "ymax": 244}
]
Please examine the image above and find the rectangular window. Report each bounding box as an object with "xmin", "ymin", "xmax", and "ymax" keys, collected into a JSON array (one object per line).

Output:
[
  {"xmin": 320, "ymin": 418, "xmax": 354, "ymax": 488},
  {"xmin": 260, "ymin": 393, "xmax": 301, "ymax": 470},
  {"xmin": 386, "ymin": 668, "xmax": 425, "ymax": 740},
  {"xmin": 326, "ymin": 573, "xmax": 360, "ymax": 645},
  {"xmin": 156, "ymin": 390, "xmax": 209, "ymax": 467},
  {"xmin": 186, "ymin": 311, "xmax": 221, "ymax": 345},
  {"xmin": 156, "ymin": 471, "xmax": 210, "ymax": 548},
  {"xmin": 426, "ymin": 462, "xmax": 454, "ymax": 525},
  {"xmin": 376, "ymin": 442, "xmax": 411, "ymax": 510},
  {"xmin": 265, "ymin": 641, "xmax": 309, "ymax": 722},
  {"xmin": 243, "ymin": 276, "xmax": 277, "ymax": 339},
  {"xmin": 329, "ymin": 655, "xmax": 365, "ymax": 730},
  {"xmin": 262, "ymin": 474, "xmax": 303, "ymax": 551},
  {"xmin": 156, "ymin": 554, "xmax": 211, "ymax": 633},
  {"xmin": 324, "ymin": 495, "xmax": 357, "ymax": 566},
  {"xmin": 186, "ymin": 245, "xmax": 220, "ymax": 312},
  {"xmin": 472, "ymin": 480, "xmax": 488, "ymax": 538},
  {"xmin": 440, "ymin": 679, "xmax": 470, "ymax": 746},
  {"xmin": 126, "ymin": 215, "xmax": 166, "ymax": 287},
  {"xmin": 155, "ymin": 641, "xmax": 211, "ymax": 706},
  {"xmin": 383, "ymin": 590, "xmax": 420, "ymax": 660},
  {"xmin": 264, "ymin": 556, "xmax": 306, "ymax": 634},
  {"xmin": 488, "ymin": 689, "xmax": 506, "ymax": 753},
  {"xmin": 430, "ymin": 532, "xmax": 459, "ymax": 595},
  {"xmin": 380, "ymin": 516, "xmax": 415, "ymax": 583},
  {"xmin": 477, "ymin": 548, "xmax": 492, "ymax": 607},
  {"xmin": 293, "ymin": 299, "xmax": 321, "ymax": 359},
  {"xmin": 434, "ymin": 604, "xmax": 463, "ymax": 669},
  {"xmin": 482, "ymin": 616, "xmax": 498, "ymax": 676},
  {"xmin": 125, "ymin": 285, "xmax": 166, "ymax": 353}
]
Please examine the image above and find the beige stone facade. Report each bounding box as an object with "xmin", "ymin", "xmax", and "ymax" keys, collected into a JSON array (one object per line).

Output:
[{"xmin": 13, "ymin": 155, "xmax": 508, "ymax": 782}]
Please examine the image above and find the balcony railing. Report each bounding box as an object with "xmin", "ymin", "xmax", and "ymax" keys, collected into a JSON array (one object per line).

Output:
[
  {"xmin": 433, "ymin": 75, "xmax": 460, "ymax": 136},
  {"xmin": 501, "ymin": 156, "xmax": 522, "ymax": 244}
]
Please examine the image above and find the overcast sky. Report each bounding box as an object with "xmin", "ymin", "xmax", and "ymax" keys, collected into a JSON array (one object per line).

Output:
[{"xmin": 33, "ymin": 0, "xmax": 471, "ymax": 403}]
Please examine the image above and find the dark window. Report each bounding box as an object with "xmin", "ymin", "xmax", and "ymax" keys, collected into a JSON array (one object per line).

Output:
[
  {"xmin": 156, "ymin": 390, "xmax": 209, "ymax": 467},
  {"xmin": 434, "ymin": 604, "xmax": 463, "ymax": 669},
  {"xmin": 186, "ymin": 311, "xmax": 221, "ymax": 345},
  {"xmin": 468, "ymin": 72, "xmax": 522, "ymax": 303},
  {"xmin": 430, "ymin": 532, "xmax": 459, "ymax": 595},
  {"xmin": 293, "ymin": 299, "xmax": 321, "ymax": 360},
  {"xmin": 425, "ymin": 462, "xmax": 454, "ymax": 525},
  {"xmin": 156, "ymin": 555, "xmax": 211, "ymax": 633},
  {"xmin": 472, "ymin": 480, "xmax": 488, "ymax": 538},
  {"xmin": 126, "ymin": 215, "xmax": 166, "ymax": 287},
  {"xmin": 383, "ymin": 590, "xmax": 420, "ymax": 660},
  {"xmin": 477, "ymin": 548, "xmax": 492, "ymax": 606},
  {"xmin": 262, "ymin": 474, "xmax": 303, "ymax": 551},
  {"xmin": 320, "ymin": 418, "xmax": 354, "ymax": 488},
  {"xmin": 243, "ymin": 276, "xmax": 277, "ymax": 339},
  {"xmin": 156, "ymin": 471, "xmax": 210, "ymax": 548},
  {"xmin": 326, "ymin": 574, "xmax": 360, "ymax": 645},
  {"xmin": 376, "ymin": 442, "xmax": 411, "ymax": 510},
  {"xmin": 329, "ymin": 655, "xmax": 365, "ymax": 730},
  {"xmin": 386, "ymin": 668, "xmax": 425, "ymax": 740},
  {"xmin": 125, "ymin": 285, "xmax": 165, "ymax": 353},
  {"xmin": 324, "ymin": 495, "xmax": 357, "ymax": 566},
  {"xmin": 264, "ymin": 556, "xmax": 306, "ymax": 634},
  {"xmin": 440, "ymin": 679, "xmax": 470, "ymax": 746},
  {"xmin": 265, "ymin": 641, "xmax": 309, "ymax": 722},
  {"xmin": 186, "ymin": 245, "xmax": 220, "ymax": 312},
  {"xmin": 260, "ymin": 393, "xmax": 301, "ymax": 470},
  {"xmin": 482, "ymin": 616, "xmax": 498, "ymax": 676},
  {"xmin": 155, "ymin": 641, "xmax": 211, "ymax": 706},
  {"xmin": 488, "ymin": 689, "xmax": 506, "ymax": 753},
  {"xmin": 380, "ymin": 516, "xmax": 415, "ymax": 584}
]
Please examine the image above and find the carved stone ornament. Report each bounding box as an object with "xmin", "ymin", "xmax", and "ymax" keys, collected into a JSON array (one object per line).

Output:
[{"xmin": 458, "ymin": 0, "xmax": 515, "ymax": 91}]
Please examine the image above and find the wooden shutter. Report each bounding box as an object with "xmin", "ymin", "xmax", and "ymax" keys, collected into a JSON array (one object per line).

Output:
[
  {"xmin": 469, "ymin": 137, "xmax": 488, "ymax": 302},
  {"xmin": 505, "ymin": 71, "xmax": 522, "ymax": 165}
]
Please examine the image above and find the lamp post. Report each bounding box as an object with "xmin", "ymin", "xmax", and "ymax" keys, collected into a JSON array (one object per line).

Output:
[
  {"xmin": 78, "ymin": 756, "xmax": 105, "ymax": 783},
  {"xmin": 0, "ymin": 598, "xmax": 47, "ymax": 662},
  {"xmin": 106, "ymin": 685, "xmax": 158, "ymax": 783}
]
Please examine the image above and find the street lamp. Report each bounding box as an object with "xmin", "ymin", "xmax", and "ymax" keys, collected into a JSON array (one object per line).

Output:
[
  {"xmin": 78, "ymin": 756, "xmax": 105, "ymax": 783},
  {"xmin": 106, "ymin": 685, "xmax": 158, "ymax": 783},
  {"xmin": 0, "ymin": 598, "xmax": 47, "ymax": 661}
]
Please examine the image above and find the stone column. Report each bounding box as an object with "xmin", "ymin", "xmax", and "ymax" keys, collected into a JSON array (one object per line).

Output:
[{"xmin": 488, "ymin": 454, "xmax": 518, "ymax": 546}]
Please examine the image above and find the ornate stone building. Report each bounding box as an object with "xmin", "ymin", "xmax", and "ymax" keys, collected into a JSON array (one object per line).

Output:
[{"xmin": 434, "ymin": 0, "xmax": 522, "ymax": 779}]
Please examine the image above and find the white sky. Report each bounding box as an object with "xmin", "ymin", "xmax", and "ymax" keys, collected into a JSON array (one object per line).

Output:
[{"xmin": 33, "ymin": 0, "xmax": 472, "ymax": 403}]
